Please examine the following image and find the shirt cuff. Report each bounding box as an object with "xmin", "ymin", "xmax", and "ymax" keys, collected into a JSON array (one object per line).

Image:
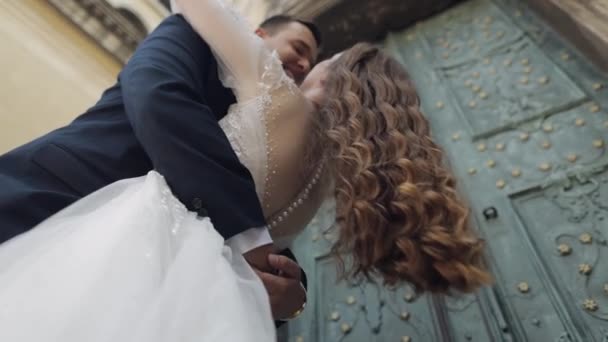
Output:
[{"xmin": 225, "ymin": 226, "xmax": 273, "ymax": 254}]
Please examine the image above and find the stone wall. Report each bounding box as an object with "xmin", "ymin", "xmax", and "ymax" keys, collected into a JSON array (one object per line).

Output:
[{"xmin": 526, "ymin": 0, "xmax": 608, "ymax": 73}]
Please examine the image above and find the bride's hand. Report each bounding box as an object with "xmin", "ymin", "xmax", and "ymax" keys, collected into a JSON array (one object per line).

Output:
[{"xmin": 255, "ymin": 254, "xmax": 307, "ymax": 320}]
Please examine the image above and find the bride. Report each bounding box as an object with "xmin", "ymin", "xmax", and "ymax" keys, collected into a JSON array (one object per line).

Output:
[{"xmin": 0, "ymin": 0, "xmax": 491, "ymax": 340}]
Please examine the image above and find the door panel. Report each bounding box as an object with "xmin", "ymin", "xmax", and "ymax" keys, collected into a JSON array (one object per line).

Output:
[{"xmin": 511, "ymin": 167, "xmax": 608, "ymax": 341}]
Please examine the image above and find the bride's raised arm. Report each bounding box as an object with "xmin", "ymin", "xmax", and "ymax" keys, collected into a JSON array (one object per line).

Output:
[{"xmin": 173, "ymin": 0, "xmax": 266, "ymax": 100}]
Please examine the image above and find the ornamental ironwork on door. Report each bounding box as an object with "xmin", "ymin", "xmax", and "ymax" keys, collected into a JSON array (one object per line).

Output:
[{"xmin": 283, "ymin": 0, "xmax": 608, "ymax": 341}]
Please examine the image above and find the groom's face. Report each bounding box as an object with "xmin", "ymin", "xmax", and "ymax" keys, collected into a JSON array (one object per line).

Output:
[{"xmin": 256, "ymin": 22, "xmax": 319, "ymax": 84}]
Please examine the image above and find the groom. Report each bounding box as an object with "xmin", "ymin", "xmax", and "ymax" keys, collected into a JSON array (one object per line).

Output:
[{"xmin": 0, "ymin": 12, "xmax": 321, "ymax": 321}]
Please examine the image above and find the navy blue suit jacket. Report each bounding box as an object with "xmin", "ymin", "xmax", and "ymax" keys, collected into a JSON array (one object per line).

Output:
[{"xmin": 0, "ymin": 15, "xmax": 266, "ymax": 243}]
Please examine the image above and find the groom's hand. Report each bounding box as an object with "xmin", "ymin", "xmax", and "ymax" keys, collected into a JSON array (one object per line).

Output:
[
  {"xmin": 255, "ymin": 254, "xmax": 306, "ymax": 320},
  {"xmin": 243, "ymin": 243, "xmax": 275, "ymax": 273}
]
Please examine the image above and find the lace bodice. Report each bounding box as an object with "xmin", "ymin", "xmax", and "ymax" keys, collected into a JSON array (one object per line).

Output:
[
  {"xmin": 175, "ymin": 0, "xmax": 326, "ymax": 246},
  {"xmin": 218, "ymin": 78, "xmax": 325, "ymax": 246}
]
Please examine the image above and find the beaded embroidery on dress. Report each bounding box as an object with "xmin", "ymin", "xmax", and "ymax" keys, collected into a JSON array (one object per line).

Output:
[
  {"xmin": 212, "ymin": 0, "xmax": 326, "ymax": 245},
  {"xmin": 218, "ymin": 49, "xmax": 297, "ymax": 201}
]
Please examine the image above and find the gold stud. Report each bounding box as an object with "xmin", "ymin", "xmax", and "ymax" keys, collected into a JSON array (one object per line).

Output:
[
  {"xmin": 464, "ymin": 79, "xmax": 473, "ymax": 87},
  {"xmin": 604, "ymin": 120, "xmax": 608, "ymax": 128},
  {"xmin": 477, "ymin": 143, "xmax": 487, "ymax": 152},
  {"xmin": 341, "ymin": 323, "xmax": 352, "ymax": 334},
  {"xmin": 496, "ymin": 142, "xmax": 505, "ymax": 151},
  {"xmin": 452, "ymin": 133, "xmax": 461, "ymax": 141},
  {"xmin": 539, "ymin": 162, "xmax": 552, "ymax": 172},
  {"xmin": 496, "ymin": 179, "xmax": 506, "ymax": 189},
  {"xmin": 520, "ymin": 76, "xmax": 529, "ymax": 85},
  {"xmin": 401, "ymin": 336, "xmax": 412, "ymax": 342},
  {"xmin": 468, "ymin": 168, "xmax": 477, "ymax": 175},
  {"xmin": 346, "ymin": 296, "xmax": 356, "ymax": 305},
  {"xmin": 406, "ymin": 34, "xmax": 415, "ymax": 41},
  {"xmin": 589, "ymin": 103, "xmax": 600, "ymax": 113},
  {"xmin": 295, "ymin": 336, "xmax": 304, "ymax": 342},
  {"xmin": 538, "ymin": 76, "xmax": 549, "ymax": 84},
  {"xmin": 400, "ymin": 311, "xmax": 411, "ymax": 321},
  {"xmin": 472, "ymin": 85, "xmax": 481, "ymax": 93},
  {"xmin": 561, "ymin": 52, "xmax": 570, "ymax": 61},
  {"xmin": 503, "ymin": 59, "xmax": 512, "ymax": 67},
  {"xmin": 541, "ymin": 140, "xmax": 552, "ymax": 149},
  {"xmin": 575, "ymin": 118, "xmax": 586, "ymax": 127},
  {"xmin": 479, "ymin": 91, "xmax": 489, "ymax": 99},
  {"xmin": 511, "ymin": 168, "xmax": 522, "ymax": 178},
  {"xmin": 579, "ymin": 263, "xmax": 592, "ymax": 275},
  {"xmin": 486, "ymin": 159, "xmax": 496, "ymax": 168},
  {"xmin": 593, "ymin": 82, "xmax": 603, "ymax": 91},
  {"xmin": 519, "ymin": 132, "xmax": 530, "ymax": 141},
  {"xmin": 515, "ymin": 9, "xmax": 522, "ymax": 17},
  {"xmin": 567, "ymin": 153, "xmax": 578, "ymax": 163},
  {"xmin": 558, "ymin": 243, "xmax": 572, "ymax": 256},
  {"xmin": 521, "ymin": 58, "xmax": 530, "ymax": 66},
  {"xmin": 517, "ymin": 282, "xmax": 530, "ymax": 293},
  {"xmin": 312, "ymin": 234, "xmax": 319, "ymax": 242},
  {"xmin": 580, "ymin": 233, "xmax": 592, "ymax": 244},
  {"xmin": 524, "ymin": 66, "xmax": 533, "ymax": 74},
  {"xmin": 404, "ymin": 292, "xmax": 415, "ymax": 302},
  {"xmin": 483, "ymin": 58, "xmax": 491, "ymax": 65},
  {"xmin": 496, "ymin": 31, "xmax": 505, "ymax": 38},
  {"xmin": 472, "ymin": 71, "xmax": 480, "ymax": 79},
  {"xmin": 583, "ymin": 299, "xmax": 598, "ymax": 312},
  {"xmin": 593, "ymin": 139, "xmax": 605, "ymax": 148},
  {"xmin": 469, "ymin": 100, "xmax": 477, "ymax": 108},
  {"xmin": 604, "ymin": 283, "xmax": 608, "ymax": 295},
  {"xmin": 542, "ymin": 124, "xmax": 554, "ymax": 133},
  {"xmin": 330, "ymin": 311, "xmax": 340, "ymax": 321},
  {"xmin": 436, "ymin": 101, "xmax": 445, "ymax": 109}
]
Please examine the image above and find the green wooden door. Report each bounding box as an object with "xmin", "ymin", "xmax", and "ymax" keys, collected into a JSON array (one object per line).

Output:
[{"xmin": 283, "ymin": 0, "xmax": 608, "ymax": 341}]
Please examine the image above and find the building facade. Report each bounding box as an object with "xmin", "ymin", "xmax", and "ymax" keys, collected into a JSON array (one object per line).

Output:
[{"xmin": 0, "ymin": 0, "xmax": 167, "ymax": 153}]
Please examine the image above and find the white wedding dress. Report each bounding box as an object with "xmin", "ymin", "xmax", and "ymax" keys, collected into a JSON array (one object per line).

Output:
[{"xmin": 0, "ymin": 1, "xmax": 326, "ymax": 341}]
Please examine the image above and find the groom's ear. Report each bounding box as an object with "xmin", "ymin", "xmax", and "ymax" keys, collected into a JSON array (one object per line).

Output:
[{"xmin": 255, "ymin": 28, "xmax": 270, "ymax": 39}]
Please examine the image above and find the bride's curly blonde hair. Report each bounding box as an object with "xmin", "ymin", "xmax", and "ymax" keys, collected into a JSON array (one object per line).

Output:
[{"xmin": 313, "ymin": 43, "xmax": 492, "ymax": 293}]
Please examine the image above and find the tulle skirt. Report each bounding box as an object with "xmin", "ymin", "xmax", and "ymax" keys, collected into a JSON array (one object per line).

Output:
[{"xmin": 0, "ymin": 171, "xmax": 276, "ymax": 341}]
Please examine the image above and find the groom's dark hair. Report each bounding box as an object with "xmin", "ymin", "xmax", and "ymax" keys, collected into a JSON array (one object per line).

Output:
[{"xmin": 259, "ymin": 15, "xmax": 322, "ymax": 48}]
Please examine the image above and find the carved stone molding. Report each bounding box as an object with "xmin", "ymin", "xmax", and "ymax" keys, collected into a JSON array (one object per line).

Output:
[
  {"xmin": 48, "ymin": 0, "xmax": 150, "ymax": 63},
  {"xmin": 265, "ymin": 0, "xmax": 340, "ymax": 20},
  {"xmin": 266, "ymin": 0, "xmax": 463, "ymax": 57},
  {"xmin": 524, "ymin": 0, "xmax": 608, "ymax": 73}
]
